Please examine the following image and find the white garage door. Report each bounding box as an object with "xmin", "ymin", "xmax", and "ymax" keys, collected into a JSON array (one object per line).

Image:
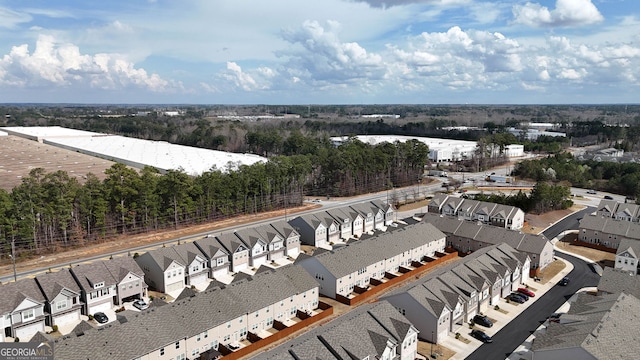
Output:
[
  {"xmin": 252, "ymin": 255, "xmax": 267, "ymax": 268},
  {"xmin": 288, "ymin": 248, "xmax": 300, "ymax": 258},
  {"xmin": 15, "ymin": 322, "xmax": 44, "ymax": 340},
  {"xmin": 54, "ymin": 310, "xmax": 80, "ymax": 326},
  {"xmin": 213, "ymin": 267, "xmax": 229, "ymax": 278},
  {"xmin": 189, "ymin": 273, "xmax": 208, "ymax": 286},
  {"xmin": 438, "ymin": 329, "xmax": 449, "ymax": 343},
  {"xmin": 165, "ymin": 281, "xmax": 184, "ymax": 294},
  {"xmin": 89, "ymin": 302, "xmax": 112, "ymax": 316}
]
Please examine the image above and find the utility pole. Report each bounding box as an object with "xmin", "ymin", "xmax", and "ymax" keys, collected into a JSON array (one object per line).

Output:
[{"xmin": 10, "ymin": 238, "xmax": 17, "ymax": 282}]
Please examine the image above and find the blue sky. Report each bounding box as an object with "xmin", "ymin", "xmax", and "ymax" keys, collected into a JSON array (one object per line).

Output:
[{"xmin": 0, "ymin": 0, "xmax": 638, "ymax": 104}]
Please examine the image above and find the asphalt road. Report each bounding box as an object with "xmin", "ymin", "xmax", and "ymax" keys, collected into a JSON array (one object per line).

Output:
[
  {"xmin": 467, "ymin": 251, "xmax": 600, "ymax": 360},
  {"xmin": 467, "ymin": 206, "xmax": 599, "ymax": 360}
]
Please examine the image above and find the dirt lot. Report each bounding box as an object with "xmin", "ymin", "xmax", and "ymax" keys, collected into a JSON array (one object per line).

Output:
[
  {"xmin": 522, "ymin": 205, "xmax": 585, "ymax": 235},
  {"xmin": 556, "ymin": 232, "xmax": 616, "ymax": 264}
]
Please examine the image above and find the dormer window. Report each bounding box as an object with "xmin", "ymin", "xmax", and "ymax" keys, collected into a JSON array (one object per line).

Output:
[{"xmin": 93, "ymin": 282, "xmax": 105, "ymax": 289}]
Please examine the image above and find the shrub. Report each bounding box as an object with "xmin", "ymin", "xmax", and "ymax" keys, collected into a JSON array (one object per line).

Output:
[
  {"xmin": 455, "ymin": 332, "xmax": 460, "ymax": 339},
  {"xmin": 88, "ymin": 314, "xmax": 94, "ymax": 321},
  {"xmin": 149, "ymin": 295, "xmax": 154, "ymax": 301},
  {"xmin": 494, "ymin": 305, "xmax": 500, "ymax": 310},
  {"xmin": 115, "ymin": 307, "xmax": 125, "ymax": 313},
  {"xmin": 133, "ymin": 252, "xmax": 140, "ymax": 259},
  {"xmin": 14, "ymin": 337, "xmax": 19, "ymax": 342},
  {"xmin": 52, "ymin": 325, "xmax": 58, "ymax": 332}
]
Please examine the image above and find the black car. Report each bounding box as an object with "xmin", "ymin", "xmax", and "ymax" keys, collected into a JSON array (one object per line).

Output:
[
  {"xmin": 470, "ymin": 329, "xmax": 493, "ymax": 343},
  {"xmin": 604, "ymin": 195, "xmax": 614, "ymax": 200},
  {"xmin": 559, "ymin": 277, "xmax": 570, "ymax": 286},
  {"xmin": 507, "ymin": 293, "xmax": 525, "ymax": 304},
  {"xmin": 510, "ymin": 292, "xmax": 529, "ymax": 301},
  {"xmin": 473, "ymin": 314, "xmax": 493, "ymax": 328},
  {"xmin": 93, "ymin": 312, "xmax": 109, "ymax": 324}
]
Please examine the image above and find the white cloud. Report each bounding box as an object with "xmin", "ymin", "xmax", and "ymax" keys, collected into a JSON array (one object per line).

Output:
[
  {"xmin": 0, "ymin": 7, "xmax": 32, "ymax": 29},
  {"xmin": 0, "ymin": 34, "xmax": 175, "ymax": 92},
  {"xmin": 512, "ymin": 0, "xmax": 604, "ymax": 28}
]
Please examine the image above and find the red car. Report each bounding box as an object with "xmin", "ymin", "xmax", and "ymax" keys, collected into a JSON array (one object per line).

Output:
[{"xmin": 517, "ymin": 288, "xmax": 535, "ymax": 297}]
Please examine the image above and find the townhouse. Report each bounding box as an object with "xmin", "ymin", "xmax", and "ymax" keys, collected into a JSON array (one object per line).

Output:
[
  {"xmin": 427, "ymin": 194, "xmax": 525, "ymax": 230},
  {"xmin": 325, "ymin": 207, "xmax": 355, "ymax": 241},
  {"xmin": 597, "ymin": 267, "xmax": 640, "ymax": 298},
  {"xmin": 288, "ymin": 213, "xmax": 332, "ymax": 248},
  {"xmin": 70, "ymin": 262, "xmax": 118, "ymax": 316},
  {"xmin": 34, "ymin": 270, "xmax": 84, "ymax": 329},
  {"xmin": 103, "ymin": 256, "xmax": 147, "ymax": 305},
  {"xmin": 615, "ymin": 239, "xmax": 640, "ymax": 273},
  {"xmin": 371, "ymin": 199, "xmax": 396, "ymax": 226},
  {"xmin": 595, "ymin": 199, "xmax": 640, "ymax": 221},
  {"xmin": 579, "ymin": 214, "xmax": 640, "ymax": 249},
  {"xmin": 349, "ymin": 202, "xmax": 377, "ymax": 233},
  {"xmin": 254, "ymin": 300, "xmax": 419, "ymax": 360},
  {"xmin": 296, "ymin": 221, "xmax": 446, "ymax": 299},
  {"xmin": 532, "ymin": 292, "xmax": 640, "ymax": 359},
  {"xmin": 422, "ymin": 212, "xmax": 552, "ymax": 272},
  {"xmin": 382, "ymin": 243, "xmax": 529, "ymax": 343},
  {"xmin": 235, "ymin": 227, "xmax": 270, "ymax": 268},
  {"xmin": 251, "ymin": 223, "xmax": 286, "ymax": 262},
  {"xmin": 50, "ymin": 264, "xmax": 320, "ymax": 360},
  {"xmin": 0, "ymin": 279, "xmax": 47, "ymax": 341},
  {"xmin": 193, "ymin": 236, "xmax": 231, "ymax": 279},
  {"xmin": 215, "ymin": 232, "xmax": 250, "ymax": 273},
  {"xmin": 269, "ymin": 220, "xmax": 301, "ymax": 258},
  {"xmin": 134, "ymin": 246, "xmax": 187, "ymax": 294}
]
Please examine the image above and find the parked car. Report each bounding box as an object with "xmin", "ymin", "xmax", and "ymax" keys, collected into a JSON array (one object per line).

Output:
[
  {"xmin": 559, "ymin": 277, "xmax": 570, "ymax": 286},
  {"xmin": 94, "ymin": 312, "xmax": 109, "ymax": 324},
  {"xmin": 133, "ymin": 299, "xmax": 149, "ymax": 310},
  {"xmin": 548, "ymin": 313, "xmax": 562, "ymax": 323},
  {"xmin": 511, "ymin": 292, "xmax": 529, "ymax": 301},
  {"xmin": 586, "ymin": 190, "xmax": 597, "ymax": 194},
  {"xmin": 604, "ymin": 195, "xmax": 614, "ymax": 200},
  {"xmin": 473, "ymin": 314, "xmax": 493, "ymax": 328},
  {"xmin": 517, "ymin": 287, "xmax": 535, "ymax": 297},
  {"xmin": 470, "ymin": 329, "xmax": 493, "ymax": 343},
  {"xmin": 507, "ymin": 293, "xmax": 525, "ymax": 304}
]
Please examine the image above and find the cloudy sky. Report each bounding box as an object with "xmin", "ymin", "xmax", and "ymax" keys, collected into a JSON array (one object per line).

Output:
[{"xmin": 0, "ymin": 0, "xmax": 638, "ymax": 104}]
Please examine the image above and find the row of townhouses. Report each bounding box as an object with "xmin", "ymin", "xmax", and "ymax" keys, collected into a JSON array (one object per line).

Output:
[
  {"xmin": 579, "ymin": 214, "xmax": 640, "ymax": 249},
  {"xmin": 255, "ymin": 300, "xmax": 419, "ymax": 360},
  {"xmin": 381, "ymin": 242, "xmax": 530, "ymax": 344},
  {"xmin": 51, "ymin": 264, "xmax": 319, "ymax": 360},
  {"xmin": 289, "ymin": 199, "xmax": 395, "ymax": 248},
  {"xmin": 135, "ymin": 200, "xmax": 396, "ymax": 295},
  {"xmin": 595, "ymin": 199, "xmax": 640, "ymax": 221},
  {"xmin": 295, "ymin": 221, "xmax": 447, "ymax": 299},
  {"xmin": 0, "ymin": 256, "xmax": 146, "ymax": 342},
  {"xmin": 427, "ymin": 194, "xmax": 525, "ymax": 230},
  {"xmin": 421, "ymin": 213, "xmax": 554, "ymax": 271},
  {"xmin": 135, "ymin": 220, "xmax": 301, "ymax": 294}
]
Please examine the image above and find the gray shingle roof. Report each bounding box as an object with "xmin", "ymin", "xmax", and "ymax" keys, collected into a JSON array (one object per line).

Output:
[
  {"xmin": 253, "ymin": 300, "xmax": 413, "ymax": 360},
  {"xmin": 269, "ymin": 220, "xmax": 299, "ymax": 239},
  {"xmin": 303, "ymin": 221, "xmax": 445, "ymax": 278},
  {"xmin": 52, "ymin": 264, "xmax": 318, "ymax": 360},
  {"xmin": 70, "ymin": 262, "xmax": 117, "ymax": 291},
  {"xmin": 137, "ymin": 246, "xmax": 186, "ymax": 271},
  {"xmin": 580, "ymin": 215, "xmax": 640, "ymax": 239},
  {"xmin": 0, "ymin": 278, "xmax": 46, "ymax": 315},
  {"xmin": 532, "ymin": 292, "xmax": 640, "ymax": 359},
  {"xmin": 103, "ymin": 255, "xmax": 145, "ymax": 282},
  {"xmin": 598, "ymin": 267, "xmax": 640, "ymax": 298},
  {"xmin": 35, "ymin": 269, "xmax": 81, "ymax": 301},
  {"xmin": 193, "ymin": 236, "xmax": 228, "ymax": 259},
  {"xmin": 617, "ymin": 238, "xmax": 640, "ymax": 258}
]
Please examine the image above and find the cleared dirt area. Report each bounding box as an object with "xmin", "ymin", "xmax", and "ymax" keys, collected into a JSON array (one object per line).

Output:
[
  {"xmin": 0, "ymin": 135, "xmax": 115, "ymax": 190},
  {"xmin": 522, "ymin": 205, "xmax": 585, "ymax": 235},
  {"xmin": 556, "ymin": 232, "xmax": 616, "ymax": 264}
]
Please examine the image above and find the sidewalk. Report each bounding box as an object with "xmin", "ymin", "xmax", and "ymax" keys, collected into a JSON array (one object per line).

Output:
[{"xmin": 439, "ymin": 257, "xmax": 575, "ymax": 360}]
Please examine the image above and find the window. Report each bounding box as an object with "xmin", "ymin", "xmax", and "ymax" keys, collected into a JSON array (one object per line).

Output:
[
  {"xmin": 175, "ymin": 342, "xmax": 180, "ymax": 349},
  {"xmin": 22, "ymin": 309, "xmax": 34, "ymax": 321},
  {"xmin": 160, "ymin": 348, "xmax": 165, "ymax": 356},
  {"xmin": 56, "ymin": 301, "xmax": 68, "ymax": 310}
]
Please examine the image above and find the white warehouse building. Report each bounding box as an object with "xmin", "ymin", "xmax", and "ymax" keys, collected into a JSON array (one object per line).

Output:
[
  {"xmin": 330, "ymin": 135, "xmax": 523, "ymax": 162},
  {"xmin": 2, "ymin": 126, "xmax": 267, "ymax": 176}
]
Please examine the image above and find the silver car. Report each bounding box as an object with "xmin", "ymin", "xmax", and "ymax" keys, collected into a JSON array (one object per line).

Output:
[{"xmin": 133, "ymin": 299, "xmax": 149, "ymax": 310}]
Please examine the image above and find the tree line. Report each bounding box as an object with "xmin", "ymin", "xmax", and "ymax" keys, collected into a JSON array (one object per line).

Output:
[
  {"xmin": 471, "ymin": 182, "xmax": 573, "ymax": 214},
  {"xmin": 513, "ymin": 152, "xmax": 640, "ymax": 199},
  {"xmin": 0, "ymin": 139, "xmax": 427, "ymax": 259}
]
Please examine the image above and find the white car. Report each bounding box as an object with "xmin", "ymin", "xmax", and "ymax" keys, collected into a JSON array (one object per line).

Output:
[{"xmin": 133, "ymin": 299, "xmax": 149, "ymax": 310}]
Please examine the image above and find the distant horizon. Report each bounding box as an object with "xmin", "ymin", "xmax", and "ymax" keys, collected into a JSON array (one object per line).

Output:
[
  {"xmin": 0, "ymin": 1, "xmax": 639, "ymax": 104},
  {"xmin": 1, "ymin": 103, "xmax": 640, "ymax": 107}
]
